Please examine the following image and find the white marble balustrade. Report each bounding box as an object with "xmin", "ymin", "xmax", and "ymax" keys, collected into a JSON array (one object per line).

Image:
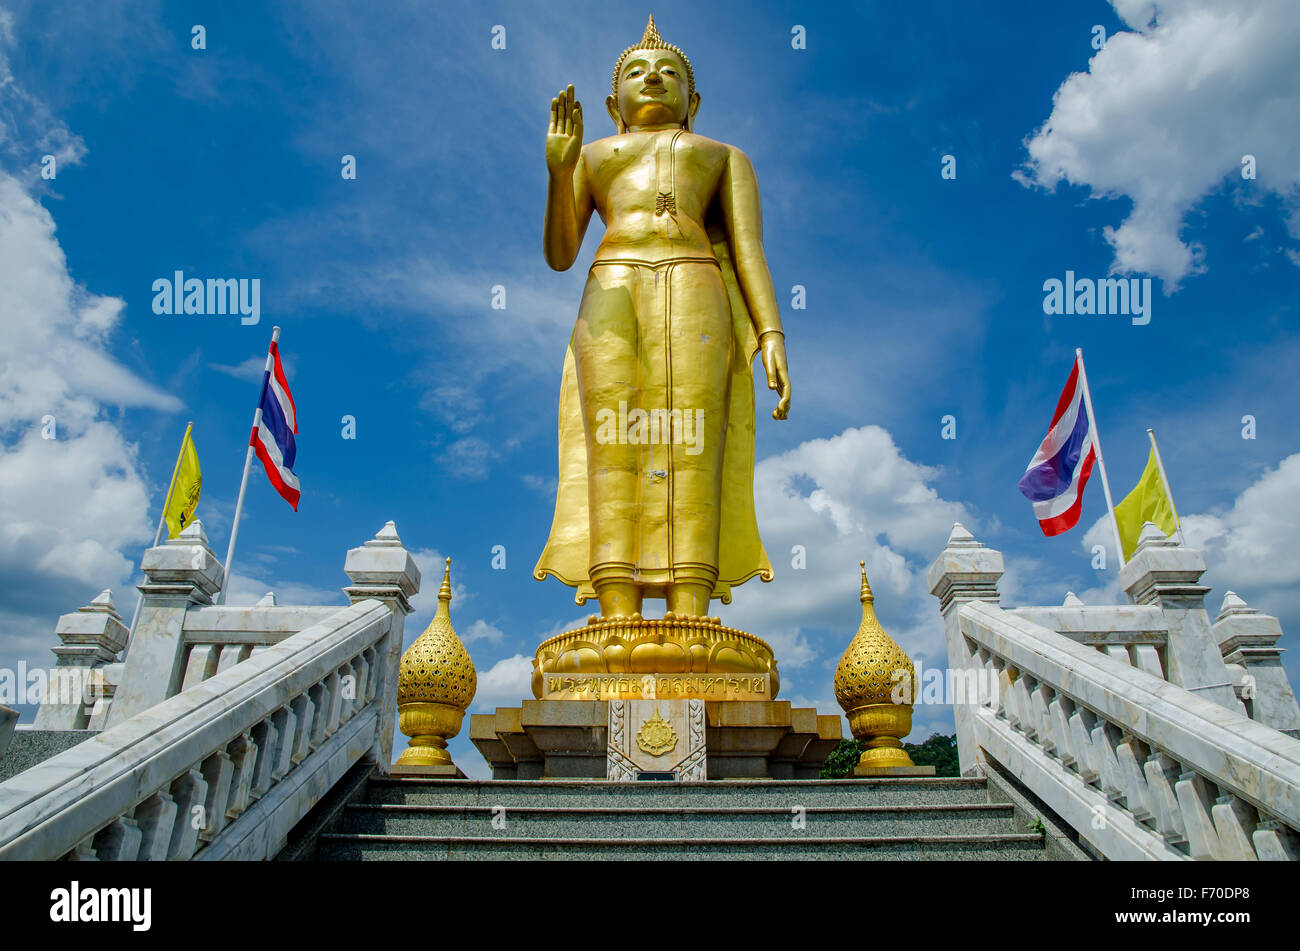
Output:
[
  {"xmin": 0, "ymin": 599, "xmax": 392, "ymax": 861},
  {"xmin": 960, "ymin": 600, "xmax": 1300, "ymax": 861},
  {"xmin": 179, "ymin": 605, "xmax": 345, "ymax": 691},
  {"xmin": 928, "ymin": 523, "xmax": 1300, "ymax": 861},
  {"xmin": 1007, "ymin": 604, "xmax": 1170, "ymax": 680}
]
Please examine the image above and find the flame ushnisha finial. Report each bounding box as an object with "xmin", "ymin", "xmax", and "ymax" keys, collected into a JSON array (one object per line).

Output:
[{"xmin": 642, "ymin": 13, "xmax": 663, "ymax": 47}]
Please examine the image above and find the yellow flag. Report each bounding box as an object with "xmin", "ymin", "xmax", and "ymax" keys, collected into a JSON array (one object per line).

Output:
[
  {"xmin": 163, "ymin": 427, "xmax": 202, "ymax": 538},
  {"xmin": 1114, "ymin": 447, "xmax": 1177, "ymax": 559}
]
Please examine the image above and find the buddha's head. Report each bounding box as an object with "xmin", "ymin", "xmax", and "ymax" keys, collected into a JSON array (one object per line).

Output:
[{"xmin": 608, "ymin": 14, "xmax": 700, "ymax": 133}]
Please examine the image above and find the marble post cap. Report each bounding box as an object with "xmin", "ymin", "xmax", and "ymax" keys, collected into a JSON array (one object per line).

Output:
[
  {"xmin": 55, "ymin": 602, "xmax": 129, "ymax": 639},
  {"xmin": 945, "ymin": 522, "xmax": 980, "ymax": 548},
  {"xmin": 84, "ymin": 589, "xmax": 119, "ymax": 614},
  {"xmin": 170, "ymin": 519, "xmax": 210, "ymax": 547},
  {"xmin": 369, "ymin": 521, "xmax": 404, "ymax": 547},
  {"xmin": 1063, "ymin": 591, "xmax": 1084, "ymax": 607},
  {"xmin": 140, "ymin": 517, "xmax": 225, "ymax": 596},
  {"xmin": 1135, "ymin": 521, "xmax": 1175, "ymax": 551},
  {"xmin": 1119, "ymin": 525, "xmax": 1206, "ymax": 597},
  {"xmin": 1213, "ymin": 590, "xmax": 1282, "ymax": 649},
  {"xmin": 1219, "ymin": 591, "xmax": 1252, "ymax": 616},
  {"xmin": 343, "ymin": 523, "xmax": 421, "ymax": 602},
  {"xmin": 256, "ymin": 591, "xmax": 277, "ymax": 606},
  {"xmin": 54, "ymin": 589, "xmax": 129, "ymax": 659},
  {"xmin": 926, "ymin": 524, "xmax": 1004, "ymax": 597}
]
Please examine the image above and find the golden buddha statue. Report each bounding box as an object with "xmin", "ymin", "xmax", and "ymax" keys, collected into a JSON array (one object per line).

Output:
[{"xmin": 534, "ymin": 14, "xmax": 789, "ymax": 624}]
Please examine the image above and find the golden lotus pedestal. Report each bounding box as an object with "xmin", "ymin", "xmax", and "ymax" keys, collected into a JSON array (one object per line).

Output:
[
  {"xmin": 531, "ymin": 615, "xmax": 780, "ymax": 697},
  {"xmin": 470, "ymin": 616, "xmax": 842, "ymax": 779},
  {"xmin": 392, "ymin": 701, "xmax": 468, "ymax": 778},
  {"xmin": 845, "ymin": 702, "xmax": 936, "ymax": 778},
  {"xmin": 390, "ymin": 763, "xmax": 467, "ymax": 777}
]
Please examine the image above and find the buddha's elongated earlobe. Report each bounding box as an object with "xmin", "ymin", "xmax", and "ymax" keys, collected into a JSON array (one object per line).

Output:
[
  {"xmin": 685, "ymin": 92, "xmax": 700, "ymax": 132},
  {"xmin": 605, "ymin": 95, "xmax": 627, "ymax": 133}
]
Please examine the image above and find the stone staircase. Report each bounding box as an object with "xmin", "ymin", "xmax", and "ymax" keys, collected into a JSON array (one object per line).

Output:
[{"xmin": 310, "ymin": 774, "xmax": 1054, "ymax": 860}]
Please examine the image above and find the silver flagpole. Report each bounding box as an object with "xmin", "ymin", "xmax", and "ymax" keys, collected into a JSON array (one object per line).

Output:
[
  {"xmin": 1075, "ymin": 348, "xmax": 1126, "ymax": 570},
  {"xmin": 218, "ymin": 326, "xmax": 280, "ymax": 605},
  {"xmin": 1147, "ymin": 427, "xmax": 1186, "ymax": 546}
]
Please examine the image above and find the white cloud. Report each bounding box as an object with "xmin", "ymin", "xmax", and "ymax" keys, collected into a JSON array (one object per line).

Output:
[
  {"xmin": 471, "ymin": 653, "xmax": 533, "ymax": 712},
  {"xmin": 0, "ymin": 129, "xmax": 183, "ymax": 702},
  {"xmin": 1181, "ymin": 453, "xmax": 1300, "ymax": 592},
  {"xmin": 1076, "ymin": 452, "xmax": 1300, "ymax": 627},
  {"xmin": 440, "ymin": 435, "xmax": 497, "ymax": 481},
  {"xmin": 220, "ymin": 566, "xmax": 345, "ymax": 609},
  {"xmin": 419, "ymin": 384, "xmax": 485, "ymax": 435},
  {"xmin": 463, "ymin": 618, "xmax": 504, "ymax": 644},
  {"xmin": 0, "ymin": 423, "xmax": 150, "ymax": 591},
  {"xmin": 534, "ymin": 613, "xmax": 591, "ymax": 644},
  {"xmin": 209, "ymin": 355, "xmax": 268, "ymax": 383},
  {"xmin": 0, "ymin": 11, "xmax": 84, "ymax": 181},
  {"xmin": 0, "ymin": 175, "xmax": 181, "ymax": 421},
  {"xmin": 1017, "ymin": 0, "xmax": 1300, "ymax": 289},
  {"xmin": 717, "ymin": 426, "xmax": 974, "ymax": 709},
  {"xmin": 522, "ymin": 473, "xmax": 558, "ymax": 497}
]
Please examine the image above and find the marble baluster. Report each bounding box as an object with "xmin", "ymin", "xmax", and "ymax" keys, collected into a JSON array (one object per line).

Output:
[
  {"xmin": 91, "ymin": 816, "xmax": 142, "ymax": 860},
  {"xmin": 225, "ymin": 732, "xmax": 258, "ymax": 819},
  {"xmin": 1116, "ymin": 735, "xmax": 1154, "ymax": 824},
  {"xmin": 132, "ymin": 792, "xmax": 178, "ymax": 861},
  {"xmin": 1068, "ymin": 705, "xmax": 1100, "ymax": 784},
  {"xmin": 1210, "ymin": 795, "xmax": 1259, "ymax": 861},
  {"xmin": 198, "ymin": 750, "xmax": 234, "ymax": 840},
  {"xmin": 1143, "ymin": 753, "xmax": 1187, "ymax": 844},
  {"xmin": 168, "ymin": 768, "xmax": 208, "ymax": 860},
  {"xmin": 1175, "ymin": 771, "xmax": 1224, "ymax": 860}
]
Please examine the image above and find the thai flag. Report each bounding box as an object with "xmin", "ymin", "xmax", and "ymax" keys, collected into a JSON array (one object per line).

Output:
[
  {"xmin": 1017, "ymin": 355, "xmax": 1096, "ymax": 536},
  {"xmin": 251, "ymin": 339, "xmax": 300, "ymax": 510}
]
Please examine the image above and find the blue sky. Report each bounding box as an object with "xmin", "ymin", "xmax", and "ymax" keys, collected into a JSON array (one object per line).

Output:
[{"xmin": 2, "ymin": 0, "xmax": 1298, "ymax": 775}]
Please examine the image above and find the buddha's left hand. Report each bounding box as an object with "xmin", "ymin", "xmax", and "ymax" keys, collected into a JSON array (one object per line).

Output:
[{"xmin": 761, "ymin": 332, "xmax": 791, "ymax": 420}]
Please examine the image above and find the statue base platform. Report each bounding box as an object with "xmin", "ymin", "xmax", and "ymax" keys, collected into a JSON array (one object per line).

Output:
[
  {"xmin": 852, "ymin": 764, "xmax": 936, "ymax": 777},
  {"xmin": 470, "ymin": 698, "xmax": 841, "ymax": 780}
]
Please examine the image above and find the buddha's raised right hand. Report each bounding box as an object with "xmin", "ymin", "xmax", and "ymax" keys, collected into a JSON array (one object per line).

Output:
[{"xmin": 546, "ymin": 84, "xmax": 583, "ymax": 176}]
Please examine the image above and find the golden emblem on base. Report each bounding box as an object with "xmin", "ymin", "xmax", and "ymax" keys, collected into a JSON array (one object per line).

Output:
[{"xmin": 636, "ymin": 711, "xmax": 678, "ymax": 757}]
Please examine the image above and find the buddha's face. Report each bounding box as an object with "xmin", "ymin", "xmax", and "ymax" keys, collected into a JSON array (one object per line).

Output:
[{"xmin": 613, "ymin": 48, "xmax": 697, "ymax": 129}]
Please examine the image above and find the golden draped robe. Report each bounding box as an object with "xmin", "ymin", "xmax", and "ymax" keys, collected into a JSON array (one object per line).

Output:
[{"xmin": 533, "ymin": 207, "xmax": 774, "ymax": 605}]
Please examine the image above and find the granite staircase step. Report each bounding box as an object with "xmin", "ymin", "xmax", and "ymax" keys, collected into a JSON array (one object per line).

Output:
[
  {"xmin": 315, "ymin": 776, "xmax": 1050, "ymax": 860},
  {"xmin": 364, "ymin": 777, "xmax": 994, "ymax": 807},
  {"xmin": 318, "ymin": 832, "xmax": 1047, "ymax": 860},
  {"xmin": 342, "ymin": 801, "xmax": 1019, "ymax": 838}
]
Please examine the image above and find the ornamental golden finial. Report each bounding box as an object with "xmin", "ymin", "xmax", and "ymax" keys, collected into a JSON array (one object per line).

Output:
[
  {"xmin": 394, "ymin": 557, "xmax": 477, "ymax": 772},
  {"xmin": 833, "ymin": 561, "xmax": 918, "ymax": 770}
]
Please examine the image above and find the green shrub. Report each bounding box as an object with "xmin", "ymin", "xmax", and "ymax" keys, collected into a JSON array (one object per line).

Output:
[{"xmin": 819, "ymin": 732, "xmax": 960, "ymax": 778}]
